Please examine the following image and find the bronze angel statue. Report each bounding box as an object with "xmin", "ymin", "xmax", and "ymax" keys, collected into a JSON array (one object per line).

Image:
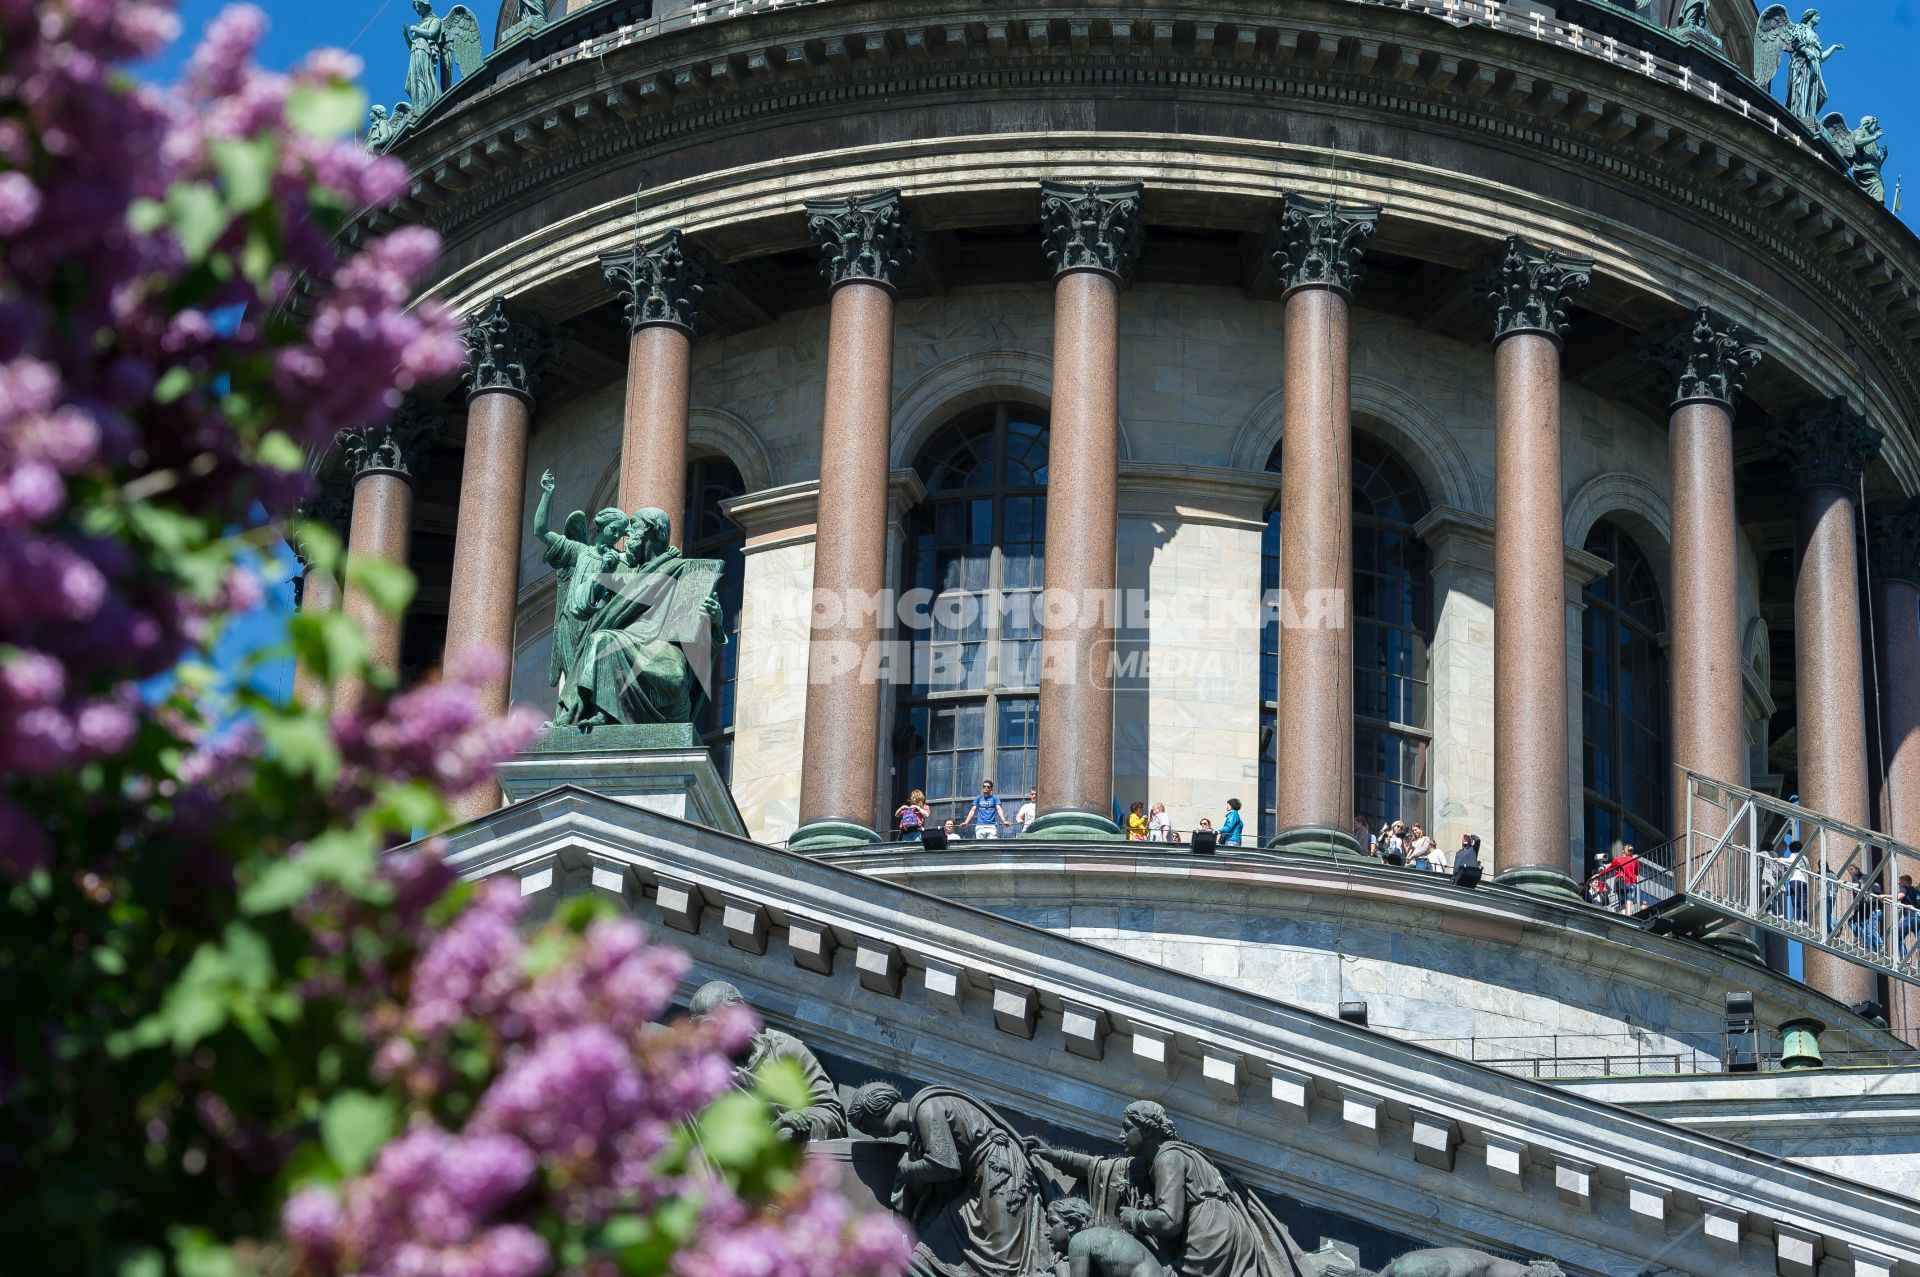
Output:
[
  {"xmin": 1822, "ymin": 112, "xmax": 1888, "ymax": 204},
  {"xmin": 1753, "ymin": 7, "xmax": 1844, "ymax": 127},
  {"xmin": 403, "ymin": 0, "xmax": 484, "ymax": 117}
]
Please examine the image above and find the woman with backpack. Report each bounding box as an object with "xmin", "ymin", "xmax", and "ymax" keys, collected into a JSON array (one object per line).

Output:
[{"xmin": 895, "ymin": 789, "xmax": 931, "ymax": 843}]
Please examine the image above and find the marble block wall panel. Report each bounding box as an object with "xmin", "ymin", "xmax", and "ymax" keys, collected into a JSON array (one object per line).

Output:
[
  {"xmin": 731, "ymin": 539, "xmax": 814, "ymax": 843},
  {"xmin": 1114, "ymin": 513, "xmax": 1265, "ymax": 826}
]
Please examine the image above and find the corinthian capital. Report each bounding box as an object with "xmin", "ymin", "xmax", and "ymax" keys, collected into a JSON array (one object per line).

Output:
[
  {"xmin": 1868, "ymin": 498, "xmax": 1920, "ymax": 586},
  {"xmin": 1040, "ymin": 180, "xmax": 1144, "ymax": 283},
  {"xmin": 1483, "ymin": 235, "xmax": 1594, "ymax": 345},
  {"xmin": 1767, "ymin": 397, "xmax": 1884, "ymax": 492},
  {"xmin": 1645, "ymin": 306, "xmax": 1768, "ymax": 406},
  {"xmin": 339, "ymin": 397, "xmax": 441, "ymax": 480},
  {"xmin": 600, "ymin": 231, "xmax": 727, "ymax": 336},
  {"xmin": 1267, "ymin": 192, "xmax": 1380, "ymax": 297},
  {"xmin": 462, "ymin": 298, "xmax": 562, "ymax": 402},
  {"xmin": 804, "ymin": 190, "xmax": 920, "ymax": 291}
]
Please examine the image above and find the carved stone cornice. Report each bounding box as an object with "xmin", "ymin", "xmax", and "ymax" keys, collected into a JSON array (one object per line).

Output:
[
  {"xmin": 1039, "ymin": 180, "xmax": 1144, "ymax": 284},
  {"xmin": 1644, "ymin": 305, "xmax": 1768, "ymax": 406},
  {"xmin": 803, "ymin": 190, "xmax": 919, "ymax": 292},
  {"xmin": 1867, "ymin": 498, "xmax": 1920, "ymax": 586},
  {"xmin": 340, "ymin": 397, "xmax": 441, "ymax": 481},
  {"xmin": 1266, "ymin": 192, "xmax": 1380, "ymax": 298},
  {"xmin": 1768, "ymin": 397, "xmax": 1885, "ymax": 492},
  {"xmin": 1482, "ymin": 235, "xmax": 1594, "ymax": 345},
  {"xmin": 599, "ymin": 230, "xmax": 726, "ymax": 336},
  {"xmin": 461, "ymin": 297, "xmax": 562, "ymax": 402}
]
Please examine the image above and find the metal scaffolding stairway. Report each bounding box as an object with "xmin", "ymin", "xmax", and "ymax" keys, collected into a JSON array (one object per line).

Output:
[{"xmin": 1632, "ymin": 773, "xmax": 1920, "ymax": 988}]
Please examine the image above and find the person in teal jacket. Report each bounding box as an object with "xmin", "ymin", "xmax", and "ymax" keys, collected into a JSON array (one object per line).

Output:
[{"xmin": 1219, "ymin": 798, "xmax": 1244, "ymax": 846}]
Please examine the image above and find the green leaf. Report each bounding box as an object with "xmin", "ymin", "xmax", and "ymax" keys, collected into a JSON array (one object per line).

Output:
[
  {"xmin": 320, "ymin": 1090, "xmax": 397, "ymax": 1176},
  {"xmin": 290, "ymin": 609, "xmax": 368, "ymax": 686},
  {"xmin": 256, "ymin": 430, "xmax": 304, "ymax": 473},
  {"xmin": 169, "ymin": 1228, "xmax": 239, "ymax": 1277},
  {"xmin": 692, "ymin": 1092, "xmax": 778, "ymax": 1171},
  {"xmin": 128, "ymin": 198, "xmax": 168, "ymax": 235},
  {"xmin": 302, "ymin": 829, "xmax": 379, "ymax": 896},
  {"xmin": 166, "ymin": 182, "xmax": 230, "ymax": 264},
  {"xmin": 287, "ymin": 82, "xmax": 369, "ymax": 141},
  {"xmin": 208, "ymin": 137, "xmax": 277, "ymax": 213},
  {"xmin": 345, "ymin": 555, "xmax": 416, "ymax": 618},
  {"xmin": 92, "ymin": 946, "xmax": 128, "ymax": 976},
  {"xmin": 753, "ymin": 1057, "xmax": 811, "ymax": 1116},
  {"xmin": 239, "ymin": 856, "xmax": 317, "ymax": 916},
  {"xmin": 368, "ymin": 779, "xmax": 445, "ymax": 835},
  {"xmin": 153, "ymin": 367, "xmax": 196, "ymax": 404},
  {"xmin": 291, "ymin": 519, "xmax": 344, "ymax": 579},
  {"xmin": 256, "ymin": 710, "xmax": 341, "ymax": 789}
]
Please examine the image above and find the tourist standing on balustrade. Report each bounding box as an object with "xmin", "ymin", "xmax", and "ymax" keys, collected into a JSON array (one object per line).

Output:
[
  {"xmin": 961, "ymin": 779, "xmax": 1008, "ymax": 840},
  {"xmin": 1016, "ymin": 786, "xmax": 1037, "ymax": 835},
  {"xmin": 1453, "ymin": 835, "xmax": 1483, "ymax": 888},
  {"xmin": 895, "ymin": 788, "xmax": 929, "ymax": 843},
  {"xmin": 1409, "ymin": 824, "xmax": 1437, "ymax": 872},
  {"xmin": 1127, "ymin": 801, "xmax": 1148, "ymax": 842},
  {"xmin": 1149, "ymin": 803, "xmax": 1172, "ymax": 843},
  {"xmin": 1219, "ymin": 799, "xmax": 1244, "ymax": 847},
  {"xmin": 1379, "ymin": 821, "xmax": 1409, "ymax": 866}
]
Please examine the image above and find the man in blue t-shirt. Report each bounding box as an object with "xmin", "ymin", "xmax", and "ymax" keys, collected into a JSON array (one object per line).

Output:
[
  {"xmin": 1219, "ymin": 798, "xmax": 1244, "ymax": 846},
  {"xmin": 960, "ymin": 779, "xmax": 1007, "ymax": 839}
]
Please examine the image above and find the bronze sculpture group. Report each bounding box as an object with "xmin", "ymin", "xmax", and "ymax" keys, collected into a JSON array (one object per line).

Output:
[
  {"xmin": 535, "ymin": 469, "xmax": 725, "ymax": 730},
  {"xmin": 368, "ymin": 1, "xmax": 483, "ymax": 152},
  {"xmin": 683, "ymin": 981, "xmax": 1561, "ymax": 1277}
]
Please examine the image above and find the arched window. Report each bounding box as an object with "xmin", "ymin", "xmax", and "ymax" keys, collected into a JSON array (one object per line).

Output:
[
  {"xmin": 1581, "ymin": 520, "xmax": 1669, "ymax": 869},
  {"xmin": 1260, "ymin": 435, "xmax": 1432, "ymax": 841},
  {"xmin": 893, "ymin": 404, "xmax": 1048, "ymax": 828},
  {"xmin": 685, "ymin": 457, "xmax": 745, "ymax": 780}
]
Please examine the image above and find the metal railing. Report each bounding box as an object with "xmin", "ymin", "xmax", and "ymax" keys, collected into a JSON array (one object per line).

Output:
[
  {"xmin": 1681, "ymin": 773, "xmax": 1920, "ymax": 987},
  {"xmin": 1392, "ymin": 1031, "xmax": 1716, "ymax": 1079}
]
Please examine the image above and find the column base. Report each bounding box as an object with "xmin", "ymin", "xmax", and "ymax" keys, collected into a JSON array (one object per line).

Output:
[
  {"xmin": 788, "ymin": 819, "xmax": 885, "ymax": 852},
  {"xmin": 1266, "ymin": 824, "xmax": 1365, "ymax": 861},
  {"xmin": 1491, "ymin": 866, "xmax": 1586, "ymax": 905},
  {"xmin": 1020, "ymin": 809, "xmax": 1123, "ymax": 840},
  {"xmin": 1697, "ymin": 929, "xmax": 1769, "ymax": 968}
]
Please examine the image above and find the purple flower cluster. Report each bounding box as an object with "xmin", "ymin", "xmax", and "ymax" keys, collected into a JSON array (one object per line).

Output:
[
  {"xmin": 289, "ymin": 885, "xmax": 909, "ymax": 1277},
  {"xmin": 334, "ymin": 649, "xmax": 544, "ymax": 805},
  {"xmin": 0, "ymin": 1, "xmax": 465, "ymax": 871}
]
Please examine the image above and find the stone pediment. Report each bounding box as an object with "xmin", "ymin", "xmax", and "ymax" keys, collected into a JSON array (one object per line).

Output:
[{"xmin": 442, "ymin": 787, "xmax": 1917, "ymax": 1277}]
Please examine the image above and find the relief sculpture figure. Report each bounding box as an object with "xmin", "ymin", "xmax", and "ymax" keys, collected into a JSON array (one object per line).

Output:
[
  {"xmin": 1028, "ymin": 1102, "xmax": 1314, "ymax": 1277},
  {"xmin": 1043, "ymin": 1197, "xmax": 1170, "ymax": 1277},
  {"xmin": 1375, "ymin": 1249, "xmax": 1563, "ymax": 1277},
  {"xmin": 689, "ymin": 980, "xmax": 847, "ymax": 1143},
  {"xmin": 849, "ymin": 1081, "xmax": 1054, "ymax": 1277}
]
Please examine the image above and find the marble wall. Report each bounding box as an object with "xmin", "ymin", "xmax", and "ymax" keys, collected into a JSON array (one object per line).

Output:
[{"xmin": 501, "ymin": 280, "xmax": 1768, "ymax": 853}]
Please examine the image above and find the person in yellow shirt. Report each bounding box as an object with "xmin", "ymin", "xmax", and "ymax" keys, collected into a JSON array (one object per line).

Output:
[{"xmin": 1126, "ymin": 801, "xmax": 1148, "ymax": 841}]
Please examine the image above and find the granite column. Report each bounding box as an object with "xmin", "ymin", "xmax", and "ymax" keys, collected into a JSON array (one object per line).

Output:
[
  {"xmin": 444, "ymin": 299, "xmax": 558, "ymax": 823},
  {"xmin": 1025, "ymin": 181, "xmax": 1144, "ymax": 840},
  {"xmin": 1484, "ymin": 237, "xmax": 1592, "ymax": 896},
  {"xmin": 601, "ymin": 232, "xmax": 725, "ymax": 547},
  {"xmin": 1655, "ymin": 308, "xmax": 1766, "ymax": 838},
  {"xmin": 790, "ymin": 191, "xmax": 918, "ymax": 850},
  {"xmin": 1265, "ymin": 194, "xmax": 1380, "ymax": 856},
  {"xmin": 337, "ymin": 399, "xmax": 438, "ymax": 714},
  {"xmin": 1869, "ymin": 500, "xmax": 1920, "ymax": 1040},
  {"xmin": 1771, "ymin": 399, "xmax": 1883, "ymax": 1006}
]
